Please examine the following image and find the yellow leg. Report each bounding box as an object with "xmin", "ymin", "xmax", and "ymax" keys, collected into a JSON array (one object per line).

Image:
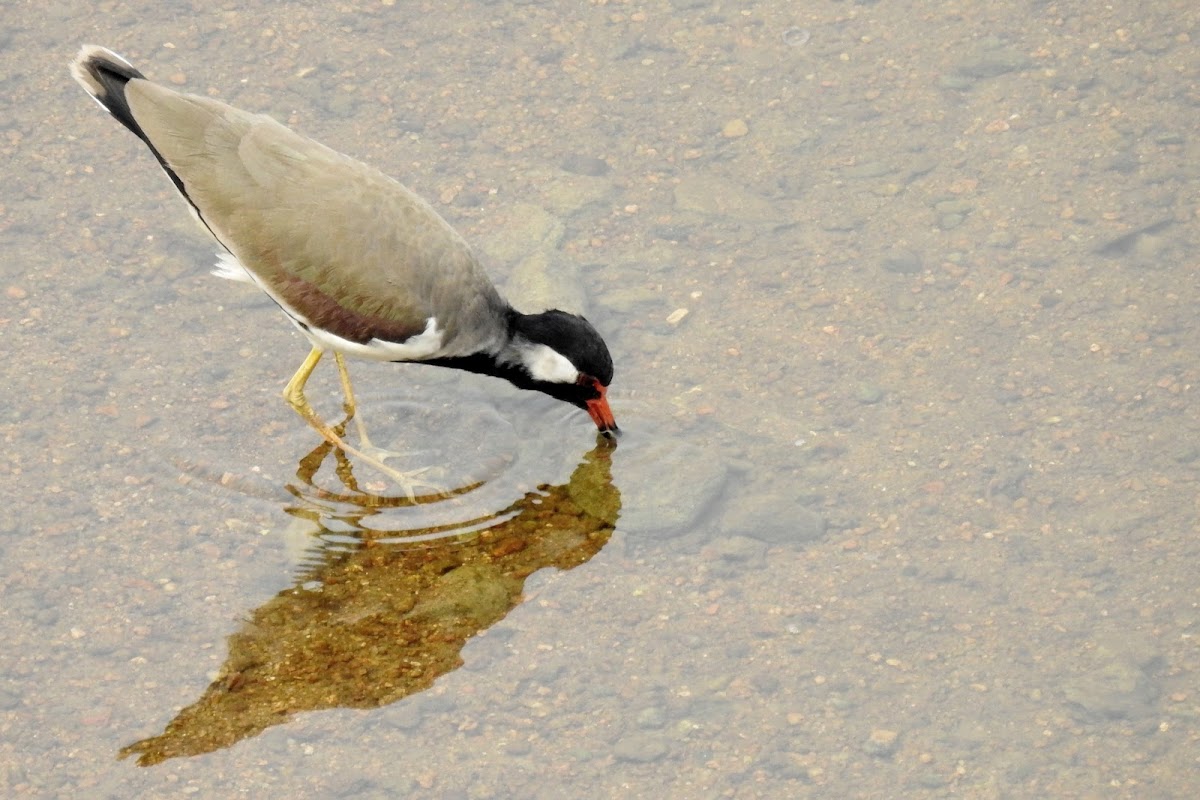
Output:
[
  {"xmin": 333, "ymin": 352, "xmax": 357, "ymax": 418},
  {"xmin": 283, "ymin": 345, "xmax": 441, "ymax": 499},
  {"xmin": 333, "ymin": 351, "xmax": 376, "ymax": 448}
]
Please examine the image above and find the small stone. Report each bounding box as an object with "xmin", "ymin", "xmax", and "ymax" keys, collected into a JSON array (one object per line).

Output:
[
  {"xmin": 666, "ymin": 308, "xmax": 689, "ymax": 326},
  {"xmin": 842, "ymin": 161, "xmax": 895, "ymax": 179},
  {"xmin": 636, "ymin": 706, "xmax": 667, "ymax": 729},
  {"xmin": 986, "ymin": 230, "xmax": 1016, "ymax": 248},
  {"xmin": 598, "ymin": 439, "xmax": 728, "ymax": 536},
  {"xmin": 613, "ymin": 732, "xmax": 669, "ymax": 763},
  {"xmin": 560, "ymin": 154, "xmax": 610, "ymax": 176},
  {"xmin": 722, "ymin": 118, "xmax": 749, "ymax": 138},
  {"xmin": 750, "ymin": 672, "xmax": 781, "ymax": 694},
  {"xmin": 863, "ymin": 728, "xmax": 900, "ymax": 757},
  {"xmin": 938, "ymin": 73, "xmax": 975, "ymax": 90},
  {"xmin": 856, "ymin": 384, "xmax": 885, "ymax": 404},
  {"xmin": 781, "ymin": 28, "xmax": 811, "ymax": 47},
  {"xmin": 882, "ymin": 250, "xmax": 922, "ymax": 274},
  {"xmin": 386, "ymin": 703, "xmax": 424, "ymax": 731},
  {"xmin": 1062, "ymin": 661, "xmax": 1155, "ymax": 720},
  {"xmin": 720, "ymin": 489, "xmax": 826, "ymax": 545},
  {"xmin": 674, "ymin": 175, "xmax": 773, "ymax": 220},
  {"xmin": 706, "ymin": 535, "xmax": 767, "ymax": 564},
  {"xmin": 504, "ymin": 739, "xmax": 532, "ymax": 756}
]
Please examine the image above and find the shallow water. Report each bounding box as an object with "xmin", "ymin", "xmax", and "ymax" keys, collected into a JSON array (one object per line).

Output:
[{"xmin": 3, "ymin": 1, "xmax": 1199, "ymax": 797}]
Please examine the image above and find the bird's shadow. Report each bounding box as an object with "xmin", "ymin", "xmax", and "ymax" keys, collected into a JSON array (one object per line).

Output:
[{"xmin": 122, "ymin": 434, "xmax": 620, "ymax": 766}]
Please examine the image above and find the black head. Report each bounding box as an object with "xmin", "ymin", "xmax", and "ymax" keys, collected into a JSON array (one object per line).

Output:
[
  {"xmin": 423, "ymin": 309, "xmax": 617, "ymax": 434},
  {"xmin": 511, "ymin": 309, "xmax": 617, "ymax": 434},
  {"xmin": 516, "ymin": 309, "xmax": 613, "ymax": 386}
]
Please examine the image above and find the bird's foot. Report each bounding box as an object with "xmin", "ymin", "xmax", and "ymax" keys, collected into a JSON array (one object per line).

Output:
[
  {"xmin": 349, "ymin": 445, "xmax": 448, "ymax": 501},
  {"xmin": 313, "ymin": 409, "xmax": 448, "ymax": 500}
]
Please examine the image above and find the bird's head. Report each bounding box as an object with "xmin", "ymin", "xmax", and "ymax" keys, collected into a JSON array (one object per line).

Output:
[{"xmin": 510, "ymin": 309, "xmax": 617, "ymax": 436}]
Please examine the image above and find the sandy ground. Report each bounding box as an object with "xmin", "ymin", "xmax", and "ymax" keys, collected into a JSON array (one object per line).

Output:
[{"xmin": 2, "ymin": 1, "xmax": 1198, "ymax": 797}]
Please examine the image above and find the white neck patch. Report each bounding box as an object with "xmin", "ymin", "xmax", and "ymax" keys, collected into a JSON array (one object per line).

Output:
[{"xmin": 520, "ymin": 343, "xmax": 580, "ymax": 384}]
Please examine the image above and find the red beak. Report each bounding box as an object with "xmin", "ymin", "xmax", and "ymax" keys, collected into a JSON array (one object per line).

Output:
[{"xmin": 585, "ymin": 383, "xmax": 618, "ymax": 436}]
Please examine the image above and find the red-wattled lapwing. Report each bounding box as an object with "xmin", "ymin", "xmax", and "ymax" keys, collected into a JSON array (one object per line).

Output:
[{"xmin": 71, "ymin": 45, "xmax": 617, "ymax": 489}]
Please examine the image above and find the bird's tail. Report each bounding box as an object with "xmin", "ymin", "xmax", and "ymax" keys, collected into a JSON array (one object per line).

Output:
[
  {"xmin": 70, "ymin": 44, "xmax": 198, "ymax": 208},
  {"xmin": 70, "ymin": 45, "xmax": 150, "ymax": 143}
]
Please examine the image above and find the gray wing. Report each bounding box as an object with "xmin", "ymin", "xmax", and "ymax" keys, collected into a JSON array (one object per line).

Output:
[{"xmin": 125, "ymin": 80, "xmax": 508, "ymax": 354}]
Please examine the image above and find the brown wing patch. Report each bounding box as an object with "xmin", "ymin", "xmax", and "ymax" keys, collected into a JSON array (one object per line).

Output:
[{"xmin": 272, "ymin": 270, "xmax": 426, "ymax": 345}]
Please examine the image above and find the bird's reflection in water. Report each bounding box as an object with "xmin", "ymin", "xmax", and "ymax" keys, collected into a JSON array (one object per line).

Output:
[{"xmin": 121, "ymin": 437, "xmax": 620, "ymax": 766}]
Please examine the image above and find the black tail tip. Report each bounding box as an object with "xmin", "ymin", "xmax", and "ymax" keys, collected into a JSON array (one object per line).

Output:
[{"xmin": 70, "ymin": 45, "xmax": 143, "ymax": 100}]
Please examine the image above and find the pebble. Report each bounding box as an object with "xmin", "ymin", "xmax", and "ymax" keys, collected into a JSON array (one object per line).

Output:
[
  {"xmin": 636, "ymin": 706, "xmax": 667, "ymax": 729},
  {"xmin": 1062, "ymin": 662, "xmax": 1155, "ymax": 720},
  {"xmin": 612, "ymin": 732, "xmax": 669, "ymax": 763},
  {"xmin": 542, "ymin": 174, "xmax": 613, "ymax": 217},
  {"xmin": 856, "ymin": 384, "xmax": 885, "ymax": 404},
  {"xmin": 721, "ymin": 118, "xmax": 749, "ymax": 138},
  {"xmin": 1062, "ymin": 631, "xmax": 1162, "ymax": 721},
  {"xmin": 674, "ymin": 175, "xmax": 774, "ymax": 220},
  {"xmin": 719, "ymin": 487, "xmax": 827, "ymax": 545},
  {"xmin": 503, "ymin": 739, "xmax": 532, "ymax": 756},
  {"xmin": 560, "ymin": 154, "xmax": 609, "ymax": 177},
  {"xmin": 986, "ymin": 230, "xmax": 1016, "ymax": 248},
  {"xmin": 507, "ymin": 249, "xmax": 587, "ymax": 317},
  {"xmin": 882, "ymin": 250, "xmax": 923, "ymax": 274},
  {"xmin": 842, "ymin": 161, "xmax": 896, "ymax": 180},
  {"xmin": 703, "ymin": 536, "xmax": 767, "ymax": 575},
  {"xmin": 597, "ymin": 285, "xmax": 662, "ymax": 313},
  {"xmin": 934, "ymin": 199, "xmax": 974, "ymax": 215},
  {"xmin": 781, "ymin": 28, "xmax": 811, "ymax": 47},
  {"xmin": 665, "ymin": 308, "xmax": 689, "ymax": 326},
  {"xmin": 939, "ymin": 213, "xmax": 965, "ymax": 230},
  {"xmin": 1094, "ymin": 219, "xmax": 1173, "ymax": 257},
  {"xmin": 953, "ymin": 48, "xmax": 1031, "ymax": 80},
  {"xmin": 863, "ymin": 728, "xmax": 900, "ymax": 757},
  {"xmin": 481, "ymin": 204, "xmax": 563, "ymax": 263},
  {"xmin": 607, "ymin": 439, "xmax": 728, "ymax": 536},
  {"xmin": 750, "ymin": 671, "xmax": 781, "ymax": 694}
]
